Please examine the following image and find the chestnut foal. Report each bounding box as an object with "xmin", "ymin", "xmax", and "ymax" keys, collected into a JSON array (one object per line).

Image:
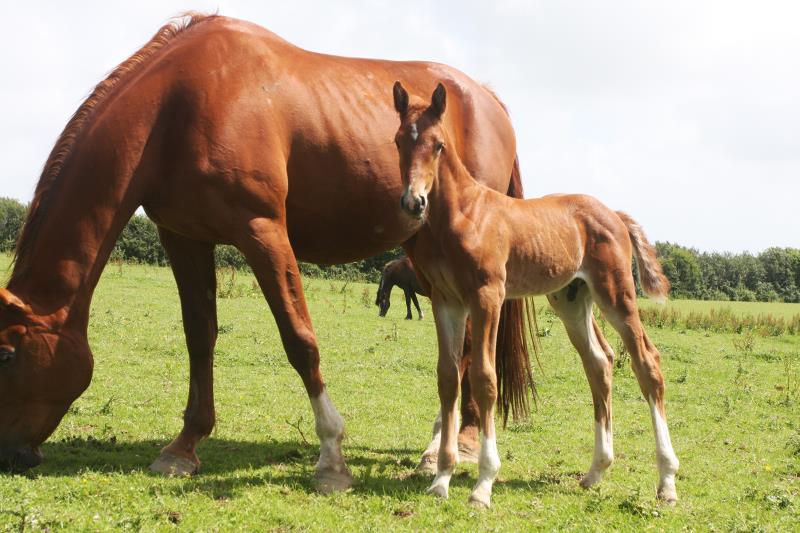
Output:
[{"xmin": 392, "ymin": 82, "xmax": 680, "ymax": 508}]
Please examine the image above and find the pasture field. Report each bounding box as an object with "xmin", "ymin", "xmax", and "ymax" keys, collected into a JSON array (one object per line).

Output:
[{"xmin": 1, "ymin": 257, "xmax": 798, "ymax": 531}]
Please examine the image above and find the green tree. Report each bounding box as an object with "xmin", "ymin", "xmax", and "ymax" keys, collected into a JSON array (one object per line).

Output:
[{"xmin": 0, "ymin": 197, "xmax": 27, "ymax": 252}]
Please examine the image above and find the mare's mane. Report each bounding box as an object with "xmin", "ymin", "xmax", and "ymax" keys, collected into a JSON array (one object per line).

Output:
[{"xmin": 10, "ymin": 12, "xmax": 215, "ymax": 283}]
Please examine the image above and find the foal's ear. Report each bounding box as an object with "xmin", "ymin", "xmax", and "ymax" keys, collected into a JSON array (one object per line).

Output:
[
  {"xmin": 393, "ymin": 81, "xmax": 409, "ymax": 116},
  {"xmin": 430, "ymin": 82, "xmax": 446, "ymax": 118}
]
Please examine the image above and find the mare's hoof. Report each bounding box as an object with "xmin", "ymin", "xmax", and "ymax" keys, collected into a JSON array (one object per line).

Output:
[
  {"xmin": 457, "ymin": 441, "xmax": 480, "ymax": 464},
  {"xmin": 149, "ymin": 452, "xmax": 198, "ymax": 477},
  {"xmin": 468, "ymin": 493, "xmax": 491, "ymax": 509},
  {"xmin": 657, "ymin": 485, "xmax": 678, "ymax": 505},
  {"xmin": 417, "ymin": 453, "xmax": 438, "ymax": 475},
  {"xmin": 579, "ymin": 471, "xmax": 603, "ymax": 489},
  {"xmin": 314, "ymin": 466, "xmax": 354, "ymax": 494}
]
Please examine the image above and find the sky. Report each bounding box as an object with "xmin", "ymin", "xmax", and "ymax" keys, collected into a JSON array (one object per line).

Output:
[{"xmin": 1, "ymin": 1, "xmax": 798, "ymax": 253}]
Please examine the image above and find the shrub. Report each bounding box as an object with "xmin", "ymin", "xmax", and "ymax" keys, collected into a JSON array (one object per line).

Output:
[{"xmin": 0, "ymin": 197, "xmax": 27, "ymax": 252}]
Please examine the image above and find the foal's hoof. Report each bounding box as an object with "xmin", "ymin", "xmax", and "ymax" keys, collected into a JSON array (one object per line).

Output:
[
  {"xmin": 149, "ymin": 452, "xmax": 198, "ymax": 477},
  {"xmin": 417, "ymin": 453, "xmax": 438, "ymax": 475},
  {"xmin": 314, "ymin": 465, "xmax": 354, "ymax": 494},
  {"xmin": 457, "ymin": 441, "xmax": 480, "ymax": 464}
]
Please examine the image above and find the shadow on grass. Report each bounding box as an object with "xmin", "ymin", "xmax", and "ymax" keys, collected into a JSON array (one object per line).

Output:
[{"xmin": 9, "ymin": 436, "xmax": 577, "ymax": 501}]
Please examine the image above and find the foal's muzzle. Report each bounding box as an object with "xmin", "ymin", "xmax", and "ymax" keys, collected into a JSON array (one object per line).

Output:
[{"xmin": 401, "ymin": 191, "xmax": 427, "ymax": 219}]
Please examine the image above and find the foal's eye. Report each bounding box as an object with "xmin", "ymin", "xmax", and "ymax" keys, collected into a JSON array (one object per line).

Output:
[{"xmin": 435, "ymin": 142, "xmax": 445, "ymax": 154}]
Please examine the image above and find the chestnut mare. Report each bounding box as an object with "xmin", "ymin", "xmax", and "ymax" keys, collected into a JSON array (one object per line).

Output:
[
  {"xmin": 0, "ymin": 14, "xmax": 535, "ymax": 488},
  {"xmin": 392, "ymin": 82, "xmax": 680, "ymax": 508},
  {"xmin": 376, "ymin": 256, "xmax": 425, "ymax": 320}
]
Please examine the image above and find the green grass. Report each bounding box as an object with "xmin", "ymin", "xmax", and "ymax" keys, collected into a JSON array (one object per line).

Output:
[
  {"xmin": 640, "ymin": 297, "xmax": 800, "ymax": 320},
  {"xmin": 1, "ymin": 258, "xmax": 798, "ymax": 531}
]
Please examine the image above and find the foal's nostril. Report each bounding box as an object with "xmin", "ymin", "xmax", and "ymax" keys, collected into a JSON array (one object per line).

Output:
[{"xmin": 419, "ymin": 195, "xmax": 426, "ymax": 208}]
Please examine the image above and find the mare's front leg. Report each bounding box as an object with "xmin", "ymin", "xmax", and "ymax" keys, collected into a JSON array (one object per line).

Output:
[
  {"xmin": 238, "ymin": 216, "xmax": 352, "ymax": 493},
  {"xmin": 428, "ymin": 293, "xmax": 468, "ymax": 499},
  {"xmin": 467, "ymin": 285, "xmax": 504, "ymax": 508},
  {"xmin": 150, "ymin": 229, "xmax": 218, "ymax": 476}
]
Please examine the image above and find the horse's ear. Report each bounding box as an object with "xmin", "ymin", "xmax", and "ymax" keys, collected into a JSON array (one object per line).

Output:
[
  {"xmin": 0, "ymin": 288, "xmax": 29, "ymax": 313},
  {"xmin": 430, "ymin": 82, "xmax": 446, "ymax": 118},
  {"xmin": 393, "ymin": 81, "xmax": 409, "ymax": 116}
]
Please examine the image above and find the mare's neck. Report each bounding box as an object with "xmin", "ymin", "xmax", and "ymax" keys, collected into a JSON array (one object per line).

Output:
[{"xmin": 8, "ymin": 149, "xmax": 142, "ymax": 332}]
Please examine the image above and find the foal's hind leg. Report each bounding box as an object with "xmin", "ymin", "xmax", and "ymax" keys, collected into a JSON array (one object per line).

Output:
[
  {"xmin": 547, "ymin": 281, "xmax": 615, "ymax": 489},
  {"xmin": 592, "ymin": 271, "xmax": 679, "ymax": 502},
  {"xmin": 404, "ymin": 289, "xmax": 414, "ymax": 320},
  {"xmin": 150, "ymin": 229, "xmax": 218, "ymax": 476},
  {"xmin": 237, "ymin": 216, "xmax": 352, "ymax": 493}
]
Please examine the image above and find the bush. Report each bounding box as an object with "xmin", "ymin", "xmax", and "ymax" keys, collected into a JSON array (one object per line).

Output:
[
  {"xmin": 215, "ymin": 245, "xmax": 248, "ymax": 270},
  {"xmin": 113, "ymin": 215, "xmax": 167, "ymax": 265},
  {"xmin": 0, "ymin": 197, "xmax": 27, "ymax": 252}
]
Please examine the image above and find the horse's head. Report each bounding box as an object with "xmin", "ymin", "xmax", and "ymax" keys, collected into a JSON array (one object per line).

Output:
[
  {"xmin": 392, "ymin": 81, "xmax": 448, "ymax": 220},
  {"xmin": 0, "ymin": 288, "xmax": 92, "ymax": 472}
]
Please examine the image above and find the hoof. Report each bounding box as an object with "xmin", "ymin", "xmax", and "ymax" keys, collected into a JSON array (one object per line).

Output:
[
  {"xmin": 579, "ymin": 471, "xmax": 602, "ymax": 489},
  {"xmin": 314, "ymin": 466, "xmax": 354, "ymax": 494},
  {"xmin": 457, "ymin": 441, "xmax": 480, "ymax": 464},
  {"xmin": 658, "ymin": 485, "xmax": 678, "ymax": 505},
  {"xmin": 468, "ymin": 493, "xmax": 491, "ymax": 509},
  {"xmin": 417, "ymin": 453, "xmax": 438, "ymax": 475},
  {"xmin": 149, "ymin": 452, "xmax": 198, "ymax": 477},
  {"xmin": 427, "ymin": 482, "xmax": 449, "ymax": 499}
]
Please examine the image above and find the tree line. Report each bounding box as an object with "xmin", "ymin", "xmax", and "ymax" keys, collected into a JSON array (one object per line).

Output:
[{"xmin": 1, "ymin": 197, "xmax": 798, "ymax": 301}]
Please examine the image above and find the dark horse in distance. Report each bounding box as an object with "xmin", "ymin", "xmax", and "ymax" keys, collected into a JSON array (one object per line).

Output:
[
  {"xmin": 0, "ymin": 14, "xmax": 536, "ymax": 490},
  {"xmin": 376, "ymin": 256, "xmax": 425, "ymax": 320}
]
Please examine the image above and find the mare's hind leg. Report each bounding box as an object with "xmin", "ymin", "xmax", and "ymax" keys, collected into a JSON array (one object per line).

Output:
[
  {"xmin": 237, "ymin": 216, "xmax": 352, "ymax": 493},
  {"xmin": 547, "ymin": 281, "xmax": 615, "ymax": 489},
  {"xmin": 150, "ymin": 229, "xmax": 217, "ymax": 476},
  {"xmin": 592, "ymin": 270, "xmax": 680, "ymax": 502}
]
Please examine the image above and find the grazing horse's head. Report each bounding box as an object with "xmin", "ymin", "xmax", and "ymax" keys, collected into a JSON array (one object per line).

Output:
[
  {"xmin": 392, "ymin": 81, "xmax": 448, "ymax": 220},
  {"xmin": 0, "ymin": 288, "xmax": 92, "ymax": 472}
]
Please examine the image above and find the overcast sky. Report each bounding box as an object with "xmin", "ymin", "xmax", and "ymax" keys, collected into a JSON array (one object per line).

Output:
[{"xmin": 1, "ymin": 1, "xmax": 798, "ymax": 253}]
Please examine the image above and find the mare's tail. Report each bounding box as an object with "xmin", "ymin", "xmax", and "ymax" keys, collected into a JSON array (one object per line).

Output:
[
  {"xmin": 616, "ymin": 211, "xmax": 670, "ymax": 303},
  {"xmin": 495, "ymin": 156, "xmax": 540, "ymax": 426}
]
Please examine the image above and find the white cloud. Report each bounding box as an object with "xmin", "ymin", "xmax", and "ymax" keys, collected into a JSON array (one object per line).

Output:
[{"xmin": 0, "ymin": 0, "xmax": 797, "ymax": 252}]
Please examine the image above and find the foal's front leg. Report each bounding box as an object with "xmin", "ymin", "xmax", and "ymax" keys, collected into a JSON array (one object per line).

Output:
[
  {"xmin": 467, "ymin": 286, "xmax": 504, "ymax": 508},
  {"xmin": 428, "ymin": 293, "xmax": 468, "ymax": 499}
]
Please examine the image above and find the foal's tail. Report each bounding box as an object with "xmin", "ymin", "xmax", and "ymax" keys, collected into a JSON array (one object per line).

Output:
[
  {"xmin": 616, "ymin": 211, "xmax": 670, "ymax": 303},
  {"xmin": 496, "ymin": 156, "xmax": 540, "ymax": 426}
]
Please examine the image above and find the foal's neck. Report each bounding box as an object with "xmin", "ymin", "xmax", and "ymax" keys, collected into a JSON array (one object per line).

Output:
[{"xmin": 427, "ymin": 151, "xmax": 489, "ymax": 228}]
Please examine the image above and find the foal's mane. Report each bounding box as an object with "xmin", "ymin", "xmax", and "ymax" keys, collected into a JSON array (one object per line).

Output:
[{"xmin": 10, "ymin": 12, "xmax": 215, "ymax": 282}]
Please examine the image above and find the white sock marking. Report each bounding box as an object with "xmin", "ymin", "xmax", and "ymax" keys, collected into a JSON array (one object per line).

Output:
[
  {"xmin": 648, "ymin": 397, "xmax": 679, "ymax": 496},
  {"xmin": 311, "ymin": 390, "xmax": 345, "ymax": 472}
]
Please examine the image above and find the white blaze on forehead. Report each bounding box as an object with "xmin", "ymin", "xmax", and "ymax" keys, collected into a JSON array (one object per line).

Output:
[{"xmin": 410, "ymin": 123, "xmax": 418, "ymax": 141}]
